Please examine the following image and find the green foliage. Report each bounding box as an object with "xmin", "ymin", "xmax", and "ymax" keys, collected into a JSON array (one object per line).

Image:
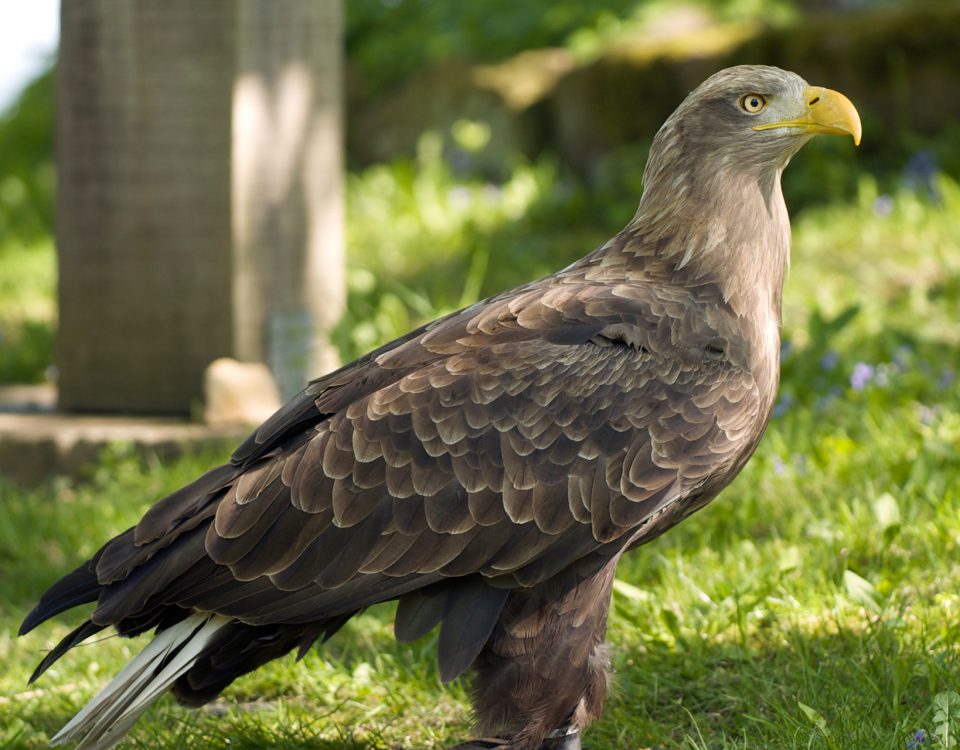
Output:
[
  {"xmin": 0, "ymin": 68, "xmax": 54, "ymax": 242},
  {"xmin": 345, "ymin": 0, "xmax": 801, "ymax": 100},
  {"xmin": 0, "ymin": 239, "xmax": 55, "ymax": 384},
  {"xmin": 346, "ymin": 0, "xmax": 955, "ymax": 96},
  {"xmin": 934, "ymin": 692, "xmax": 960, "ymax": 750},
  {"xmin": 347, "ymin": 0, "xmax": 639, "ymax": 98},
  {"xmin": 0, "ymin": 67, "xmax": 57, "ymax": 384}
]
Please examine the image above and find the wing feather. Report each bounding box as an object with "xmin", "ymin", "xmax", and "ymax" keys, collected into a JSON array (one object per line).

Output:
[
  {"xmin": 394, "ymin": 584, "xmax": 450, "ymax": 643},
  {"xmin": 360, "ymin": 532, "xmax": 421, "ymax": 575},
  {"xmin": 437, "ymin": 580, "xmax": 511, "ymax": 682}
]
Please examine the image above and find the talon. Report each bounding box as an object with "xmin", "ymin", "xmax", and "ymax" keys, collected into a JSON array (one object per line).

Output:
[
  {"xmin": 445, "ymin": 738, "xmax": 510, "ymax": 750},
  {"xmin": 542, "ymin": 728, "xmax": 582, "ymax": 750}
]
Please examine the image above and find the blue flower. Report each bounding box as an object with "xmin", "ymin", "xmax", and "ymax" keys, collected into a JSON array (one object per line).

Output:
[
  {"xmin": 773, "ymin": 393, "xmax": 795, "ymax": 418},
  {"xmin": 907, "ymin": 728, "xmax": 927, "ymax": 749},
  {"xmin": 820, "ymin": 350, "xmax": 839, "ymax": 371},
  {"xmin": 448, "ymin": 148, "xmax": 473, "ymax": 175},
  {"xmin": 902, "ymin": 150, "xmax": 940, "ymax": 202},
  {"xmin": 816, "ymin": 386, "xmax": 842, "ymax": 412},
  {"xmin": 850, "ymin": 362, "xmax": 874, "ymax": 391}
]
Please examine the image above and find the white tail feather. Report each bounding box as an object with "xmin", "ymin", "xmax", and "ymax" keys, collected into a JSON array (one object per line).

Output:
[{"xmin": 50, "ymin": 613, "xmax": 230, "ymax": 750}]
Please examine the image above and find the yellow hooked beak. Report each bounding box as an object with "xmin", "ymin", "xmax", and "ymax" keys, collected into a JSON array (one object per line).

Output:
[{"xmin": 753, "ymin": 86, "xmax": 862, "ymax": 145}]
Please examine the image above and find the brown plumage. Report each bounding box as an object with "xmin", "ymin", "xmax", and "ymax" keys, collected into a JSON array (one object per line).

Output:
[{"xmin": 21, "ymin": 65, "xmax": 861, "ymax": 750}]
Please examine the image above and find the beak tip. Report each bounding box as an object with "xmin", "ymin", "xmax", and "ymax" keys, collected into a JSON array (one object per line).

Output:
[{"xmin": 851, "ymin": 117, "xmax": 863, "ymax": 147}]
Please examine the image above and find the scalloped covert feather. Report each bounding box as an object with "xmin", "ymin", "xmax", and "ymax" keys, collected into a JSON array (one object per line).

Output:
[{"xmin": 22, "ymin": 65, "xmax": 851, "ymax": 750}]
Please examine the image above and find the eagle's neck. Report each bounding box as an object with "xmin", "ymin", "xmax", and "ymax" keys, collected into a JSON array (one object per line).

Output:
[
  {"xmin": 625, "ymin": 161, "xmax": 792, "ymax": 327},
  {"xmin": 574, "ymin": 160, "xmax": 794, "ymax": 405}
]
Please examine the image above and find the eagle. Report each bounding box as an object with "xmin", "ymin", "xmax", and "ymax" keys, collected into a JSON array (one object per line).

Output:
[{"xmin": 22, "ymin": 65, "xmax": 860, "ymax": 750}]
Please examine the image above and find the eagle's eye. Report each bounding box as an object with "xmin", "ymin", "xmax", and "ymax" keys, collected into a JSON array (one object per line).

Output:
[{"xmin": 739, "ymin": 94, "xmax": 767, "ymax": 114}]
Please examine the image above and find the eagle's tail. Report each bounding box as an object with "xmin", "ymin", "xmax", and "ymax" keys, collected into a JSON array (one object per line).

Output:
[{"xmin": 49, "ymin": 613, "xmax": 230, "ymax": 750}]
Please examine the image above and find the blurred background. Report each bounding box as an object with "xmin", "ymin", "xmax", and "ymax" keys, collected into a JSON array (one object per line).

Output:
[
  {"xmin": 2, "ymin": 0, "xmax": 959, "ymax": 410},
  {"xmin": 2, "ymin": 2, "xmax": 960, "ymax": 748}
]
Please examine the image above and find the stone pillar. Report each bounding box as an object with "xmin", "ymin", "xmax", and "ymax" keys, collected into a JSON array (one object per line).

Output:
[
  {"xmin": 233, "ymin": 0, "xmax": 345, "ymax": 401},
  {"xmin": 56, "ymin": 0, "xmax": 344, "ymax": 415}
]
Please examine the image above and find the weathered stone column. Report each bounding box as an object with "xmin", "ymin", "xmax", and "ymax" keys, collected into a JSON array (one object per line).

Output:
[
  {"xmin": 56, "ymin": 0, "xmax": 344, "ymax": 415},
  {"xmin": 233, "ymin": 0, "xmax": 345, "ymax": 401}
]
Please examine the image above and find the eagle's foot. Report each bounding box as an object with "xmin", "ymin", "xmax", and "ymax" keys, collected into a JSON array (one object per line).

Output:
[
  {"xmin": 445, "ymin": 728, "xmax": 581, "ymax": 750},
  {"xmin": 542, "ymin": 727, "xmax": 581, "ymax": 750},
  {"xmin": 444, "ymin": 739, "xmax": 509, "ymax": 750}
]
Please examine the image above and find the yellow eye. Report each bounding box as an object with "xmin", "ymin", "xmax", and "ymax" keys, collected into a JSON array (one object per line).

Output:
[{"xmin": 740, "ymin": 94, "xmax": 767, "ymax": 114}]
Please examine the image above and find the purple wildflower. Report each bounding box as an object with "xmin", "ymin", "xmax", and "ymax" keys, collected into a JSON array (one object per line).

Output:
[
  {"xmin": 816, "ymin": 386, "xmax": 843, "ymax": 412},
  {"xmin": 773, "ymin": 456, "xmax": 787, "ymax": 476},
  {"xmin": 874, "ymin": 194, "xmax": 894, "ymax": 216},
  {"xmin": 773, "ymin": 393, "xmax": 795, "ymax": 418},
  {"xmin": 850, "ymin": 362, "xmax": 874, "ymax": 391},
  {"xmin": 820, "ymin": 350, "xmax": 839, "ymax": 371},
  {"xmin": 917, "ymin": 404, "xmax": 939, "ymax": 425},
  {"xmin": 907, "ymin": 728, "xmax": 927, "ymax": 749},
  {"xmin": 939, "ymin": 368, "xmax": 955, "ymax": 389},
  {"xmin": 902, "ymin": 150, "xmax": 941, "ymax": 202}
]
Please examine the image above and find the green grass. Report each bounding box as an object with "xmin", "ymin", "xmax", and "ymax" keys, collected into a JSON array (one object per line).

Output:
[{"xmin": 2, "ymin": 166, "xmax": 960, "ymax": 748}]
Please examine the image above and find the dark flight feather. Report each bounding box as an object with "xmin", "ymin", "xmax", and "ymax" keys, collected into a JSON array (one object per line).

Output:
[
  {"xmin": 394, "ymin": 584, "xmax": 451, "ymax": 643},
  {"xmin": 19, "ymin": 561, "xmax": 100, "ymax": 636},
  {"xmin": 28, "ymin": 619, "xmax": 107, "ymax": 684},
  {"xmin": 437, "ymin": 580, "xmax": 512, "ymax": 683}
]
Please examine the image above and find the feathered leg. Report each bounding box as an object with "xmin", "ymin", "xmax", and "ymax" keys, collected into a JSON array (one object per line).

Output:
[{"xmin": 458, "ymin": 557, "xmax": 618, "ymax": 750}]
